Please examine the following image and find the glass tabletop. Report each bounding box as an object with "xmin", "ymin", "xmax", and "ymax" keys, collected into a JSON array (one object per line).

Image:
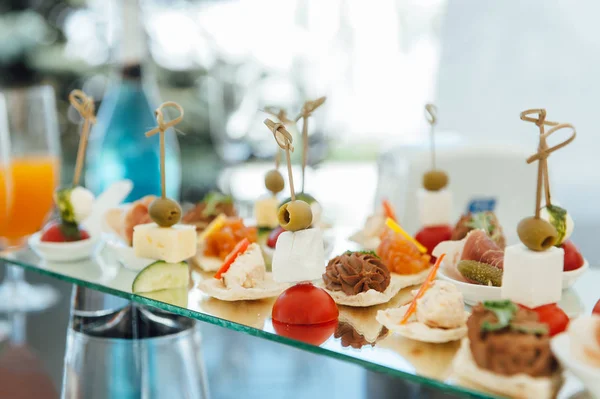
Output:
[{"xmin": 0, "ymin": 229, "xmax": 595, "ymax": 399}]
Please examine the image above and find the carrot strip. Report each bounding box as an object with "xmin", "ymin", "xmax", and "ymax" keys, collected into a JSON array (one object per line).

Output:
[
  {"xmin": 214, "ymin": 238, "xmax": 250, "ymax": 279},
  {"xmin": 399, "ymin": 253, "xmax": 445, "ymax": 324},
  {"xmin": 382, "ymin": 199, "xmax": 397, "ymax": 222},
  {"xmin": 385, "ymin": 218, "xmax": 427, "ymax": 253}
]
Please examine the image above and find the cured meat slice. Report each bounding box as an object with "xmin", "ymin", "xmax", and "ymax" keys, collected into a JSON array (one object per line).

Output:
[{"xmin": 461, "ymin": 229, "xmax": 504, "ymax": 269}]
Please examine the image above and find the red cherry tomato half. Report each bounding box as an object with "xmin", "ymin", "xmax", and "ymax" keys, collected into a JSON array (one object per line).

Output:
[
  {"xmin": 519, "ymin": 303, "xmax": 569, "ymax": 337},
  {"xmin": 272, "ymin": 283, "xmax": 338, "ymax": 325},
  {"xmin": 272, "ymin": 319, "xmax": 338, "ymax": 346},
  {"xmin": 562, "ymin": 240, "xmax": 584, "ymax": 272},
  {"xmin": 592, "ymin": 299, "xmax": 600, "ymax": 315},
  {"xmin": 267, "ymin": 226, "xmax": 286, "ymax": 249},
  {"xmin": 415, "ymin": 225, "xmax": 453, "ymax": 260},
  {"xmin": 40, "ymin": 221, "xmax": 90, "ymax": 243}
]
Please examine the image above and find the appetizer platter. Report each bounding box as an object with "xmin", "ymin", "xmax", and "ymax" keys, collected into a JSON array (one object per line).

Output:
[{"xmin": 7, "ymin": 98, "xmax": 599, "ymax": 399}]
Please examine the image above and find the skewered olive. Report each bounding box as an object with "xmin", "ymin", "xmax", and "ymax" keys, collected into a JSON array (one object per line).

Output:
[
  {"xmin": 517, "ymin": 216, "xmax": 558, "ymax": 251},
  {"xmin": 423, "ymin": 170, "xmax": 449, "ymax": 191},
  {"xmin": 265, "ymin": 169, "xmax": 285, "ymax": 194},
  {"xmin": 149, "ymin": 197, "xmax": 182, "ymax": 227},
  {"xmin": 278, "ymin": 200, "xmax": 312, "ymax": 231}
]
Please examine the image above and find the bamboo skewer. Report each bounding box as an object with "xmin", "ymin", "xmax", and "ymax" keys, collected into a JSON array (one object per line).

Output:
[
  {"xmin": 264, "ymin": 118, "xmax": 296, "ymax": 201},
  {"xmin": 295, "ymin": 97, "xmax": 326, "ymax": 193},
  {"xmin": 69, "ymin": 90, "xmax": 97, "ymax": 186},
  {"xmin": 145, "ymin": 102, "xmax": 184, "ymax": 199},
  {"xmin": 520, "ymin": 109, "xmax": 576, "ymax": 218}
]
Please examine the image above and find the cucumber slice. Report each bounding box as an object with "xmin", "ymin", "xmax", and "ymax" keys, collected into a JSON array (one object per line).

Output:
[
  {"xmin": 132, "ymin": 261, "xmax": 189, "ymax": 293},
  {"xmin": 139, "ymin": 287, "xmax": 188, "ymax": 308}
]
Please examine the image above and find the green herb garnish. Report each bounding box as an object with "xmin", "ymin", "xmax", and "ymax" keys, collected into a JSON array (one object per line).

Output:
[
  {"xmin": 343, "ymin": 250, "xmax": 380, "ymax": 258},
  {"xmin": 545, "ymin": 205, "xmax": 567, "ymax": 245},
  {"xmin": 466, "ymin": 212, "xmax": 496, "ymax": 237},
  {"xmin": 481, "ymin": 300, "xmax": 518, "ymax": 332},
  {"xmin": 201, "ymin": 191, "xmax": 233, "ymax": 217},
  {"xmin": 510, "ymin": 322, "xmax": 549, "ymax": 335}
]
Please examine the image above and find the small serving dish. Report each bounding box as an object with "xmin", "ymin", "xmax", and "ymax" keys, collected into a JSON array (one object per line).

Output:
[
  {"xmin": 551, "ymin": 332, "xmax": 600, "ymax": 398},
  {"xmin": 29, "ymin": 232, "xmax": 99, "ymax": 263},
  {"xmin": 438, "ymin": 258, "xmax": 589, "ymax": 306}
]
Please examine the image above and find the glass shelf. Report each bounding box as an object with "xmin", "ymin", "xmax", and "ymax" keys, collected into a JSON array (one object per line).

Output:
[{"xmin": 0, "ymin": 232, "xmax": 596, "ymax": 399}]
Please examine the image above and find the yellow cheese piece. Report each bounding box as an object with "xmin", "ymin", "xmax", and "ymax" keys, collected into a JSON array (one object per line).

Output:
[
  {"xmin": 198, "ymin": 213, "xmax": 227, "ymax": 242},
  {"xmin": 254, "ymin": 196, "xmax": 279, "ymax": 228},
  {"xmin": 133, "ymin": 223, "xmax": 197, "ymax": 263}
]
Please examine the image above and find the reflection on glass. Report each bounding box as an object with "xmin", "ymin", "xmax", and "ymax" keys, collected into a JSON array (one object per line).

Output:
[{"xmin": 0, "ymin": 86, "xmax": 60, "ymax": 312}]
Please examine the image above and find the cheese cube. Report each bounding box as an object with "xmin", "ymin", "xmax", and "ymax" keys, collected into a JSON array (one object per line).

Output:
[
  {"xmin": 272, "ymin": 228, "xmax": 325, "ymax": 283},
  {"xmin": 254, "ymin": 196, "xmax": 279, "ymax": 229},
  {"xmin": 417, "ymin": 188, "xmax": 452, "ymax": 227},
  {"xmin": 133, "ymin": 223, "xmax": 197, "ymax": 263},
  {"xmin": 501, "ymin": 244, "xmax": 563, "ymax": 308}
]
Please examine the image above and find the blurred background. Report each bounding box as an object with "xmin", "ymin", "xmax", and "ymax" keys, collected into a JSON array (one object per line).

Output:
[{"xmin": 4, "ymin": 0, "xmax": 598, "ymax": 247}]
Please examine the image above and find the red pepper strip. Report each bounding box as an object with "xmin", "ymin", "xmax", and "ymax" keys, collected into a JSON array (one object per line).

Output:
[
  {"xmin": 400, "ymin": 253, "xmax": 445, "ymax": 324},
  {"xmin": 214, "ymin": 238, "xmax": 250, "ymax": 279}
]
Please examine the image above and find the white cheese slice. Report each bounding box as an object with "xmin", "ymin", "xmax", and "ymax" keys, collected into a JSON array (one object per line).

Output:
[
  {"xmin": 272, "ymin": 228, "xmax": 325, "ymax": 283},
  {"xmin": 417, "ymin": 188, "xmax": 452, "ymax": 227},
  {"xmin": 254, "ymin": 196, "xmax": 280, "ymax": 229},
  {"xmin": 222, "ymin": 243, "xmax": 266, "ymax": 288},
  {"xmin": 133, "ymin": 223, "xmax": 197, "ymax": 263},
  {"xmin": 501, "ymin": 243, "xmax": 563, "ymax": 308}
]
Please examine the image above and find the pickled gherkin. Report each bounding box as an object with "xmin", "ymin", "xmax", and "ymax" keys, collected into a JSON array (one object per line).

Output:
[{"xmin": 458, "ymin": 260, "xmax": 503, "ymax": 287}]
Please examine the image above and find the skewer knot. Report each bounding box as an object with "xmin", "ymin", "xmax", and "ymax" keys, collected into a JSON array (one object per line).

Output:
[
  {"xmin": 145, "ymin": 101, "xmax": 184, "ymax": 137},
  {"xmin": 69, "ymin": 90, "xmax": 96, "ymax": 124}
]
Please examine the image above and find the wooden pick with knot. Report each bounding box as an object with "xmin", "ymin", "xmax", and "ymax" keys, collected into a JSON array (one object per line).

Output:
[
  {"xmin": 295, "ymin": 97, "xmax": 326, "ymax": 193},
  {"xmin": 145, "ymin": 102, "xmax": 184, "ymax": 199},
  {"xmin": 263, "ymin": 106, "xmax": 294, "ymax": 169},
  {"xmin": 520, "ymin": 109, "xmax": 576, "ymax": 218},
  {"xmin": 69, "ymin": 90, "xmax": 97, "ymax": 186},
  {"xmin": 264, "ymin": 118, "xmax": 296, "ymax": 201},
  {"xmin": 425, "ymin": 104, "xmax": 438, "ymax": 170}
]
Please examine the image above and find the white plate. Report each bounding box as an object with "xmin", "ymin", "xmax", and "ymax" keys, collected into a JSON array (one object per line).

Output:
[
  {"xmin": 28, "ymin": 231, "xmax": 99, "ymax": 263},
  {"xmin": 439, "ymin": 259, "xmax": 590, "ymax": 306},
  {"xmin": 552, "ymin": 333, "xmax": 600, "ymax": 398}
]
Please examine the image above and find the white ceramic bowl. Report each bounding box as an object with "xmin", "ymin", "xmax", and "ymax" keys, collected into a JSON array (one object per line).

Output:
[
  {"xmin": 437, "ymin": 268, "xmax": 501, "ymax": 306},
  {"xmin": 551, "ymin": 333, "xmax": 600, "ymax": 398},
  {"xmin": 28, "ymin": 232, "xmax": 99, "ymax": 263},
  {"xmin": 562, "ymin": 260, "xmax": 589, "ymax": 290},
  {"xmin": 439, "ymin": 258, "xmax": 590, "ymax": 306}
]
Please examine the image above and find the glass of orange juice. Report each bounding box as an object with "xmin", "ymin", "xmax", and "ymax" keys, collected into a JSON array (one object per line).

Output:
[{"xmin": 0, "ymin": 86, "xmax": 60, "ymax": 311}]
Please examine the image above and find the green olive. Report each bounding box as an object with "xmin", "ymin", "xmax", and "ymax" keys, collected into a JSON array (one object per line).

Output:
[
  {"xmin": 265, "ymin": 169, "xmax": 285, "ymax": 194},
  {"xmin": 278, "ymin": 200, "xmax": 312, "ymax": 231},
  {"xmin": 149, "ymin": 197, "xmax": 182, "ymax": 227},
  {"xmin": 517, "ymin": 216, "xmax": 558, "ymax": 251},
  {"xmin": 423, "ymin": 170, "xmax": 449, "ymax": 191}
]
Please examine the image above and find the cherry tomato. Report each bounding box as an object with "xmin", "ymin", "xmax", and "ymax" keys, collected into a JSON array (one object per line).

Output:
[
  {"xmin": 592, "ymin": 299, "xmax": 600, "ymax": 315},
  {"xmin": 40, "ymin": 221, "xmax": 90, "ymax": 243},
  {"xmin": 272, "ymin": 283, "xmax": 338, "ymax": 325},
  {"xmin": 562, "ymin": 240, "xmax": 584, "ymax": 272},
  {"xmin": 519, "ymin": 303, "xmax": 569, "ymax": 337},
  {"xmin": 415, "ymin": 225, "xmax": 453, "ymax": 261},
  {"xmin": 267, "ymin": 226, "xmax": 286, "ymax": 249},
  {"xmin": 272, "ymin": 319, "xmax": 337, "ymax": 346}
]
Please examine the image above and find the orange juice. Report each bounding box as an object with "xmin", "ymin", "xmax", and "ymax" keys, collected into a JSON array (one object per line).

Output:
[{"xmin": 0, "ymin": 155, "xmax": 59, "ymax": 244}]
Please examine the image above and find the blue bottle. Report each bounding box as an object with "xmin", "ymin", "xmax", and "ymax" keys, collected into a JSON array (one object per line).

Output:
[{"xmin": 85, "ymin": 0, "xmax": 181, "ymax": 202}]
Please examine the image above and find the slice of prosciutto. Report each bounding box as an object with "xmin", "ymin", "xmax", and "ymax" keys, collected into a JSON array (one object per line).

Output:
[
  {"xmin": 433, "ymin": 229, "xmax": 504, "ymax": 282},
  {"xmin": 122, "ymin": 195, "xmax": 155, "ymax": 245}
]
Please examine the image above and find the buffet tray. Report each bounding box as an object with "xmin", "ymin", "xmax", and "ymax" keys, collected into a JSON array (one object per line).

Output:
[{"xmin": 0, "ymin": 229, "xmax": 595, "ymax": 399}]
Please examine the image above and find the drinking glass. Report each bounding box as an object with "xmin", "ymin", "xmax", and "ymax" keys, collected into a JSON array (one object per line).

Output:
[{"xmin": 0, "ymin": 85, "xmax": 61, "ymax": 311}]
